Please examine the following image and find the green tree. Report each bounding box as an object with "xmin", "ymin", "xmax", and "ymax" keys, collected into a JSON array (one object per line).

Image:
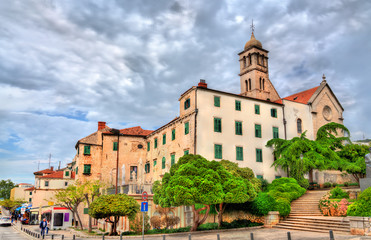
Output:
[
  {"xmin": 0, "ymin": 199, "xmax": 24, "ymax": 210},
  {"xmin": 0, "ymin": 179, "xmax": 16, "ymax": 199},
  {"xmin": 337, "ymin": 144, "xmax": 368, "ymax": 183},
  {"xmin": 53, "ymin": 184, "xmax": 85, "ymax": 230},
  {"xmin": 89, "ymin": 194, "xmax": 139, "ymax": 236}
]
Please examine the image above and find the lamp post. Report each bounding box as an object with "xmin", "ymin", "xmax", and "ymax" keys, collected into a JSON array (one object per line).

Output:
[{"xmin": 110, "ymin": 128, "xmax": 120, "ymax": 194}]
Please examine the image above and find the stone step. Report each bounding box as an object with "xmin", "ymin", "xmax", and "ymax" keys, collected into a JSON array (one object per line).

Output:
[
  {"xmin": 286, "ymin": 217, "xmax": 349, "ymax": 223},
  {"xmin": 275, "ymin": 222, "xmax": 349, "ymax": 232},
  {"xmin": 283, "ymin": 219, "xmax": 349, "ymax": 227},
  {"xmin": 274, "ymin": 224, "xmax": 350, "ymax": 233}
]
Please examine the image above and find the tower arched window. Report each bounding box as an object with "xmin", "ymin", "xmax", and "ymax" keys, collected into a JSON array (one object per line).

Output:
[
  {"xmin": 297, "ymin": 119, "xmax": 302, "ymax": 134},
  {"xmin": 262, "ymin": 79, "xmax": 265, "ymax": 90},
  {"xmin": 256, "ymin": 54, "xmax": 259, "ymax": 65},
  {"xmin": 243, "ymin": 56, "xmax": 246, "ymax": 68},
  {"xmin": 245, "ymin": 80, "xmax": 248, "ymax": 91},
  {"xmin": 248, "ymin": 54, "xmax": 252, "ymax": 66},
  {"xmin": 248, "ymin": 79, "xmax": 251, "ymax": 91},
  {"xmin": 261, "ymin": 55, "xmax": 264, "ymax": 66},
  {"xmin": 259, "ymin": 77, "xmax": 262, "ymax": 89}
]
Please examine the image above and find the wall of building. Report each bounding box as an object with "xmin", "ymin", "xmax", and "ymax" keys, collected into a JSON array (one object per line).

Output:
[
  {"xmin": 196, "ymin": 88, "xmax": 286, "ymax": 182},
  {"xmin": 283, "ymin": 100, "xmax": 314, "ymax": 140},
  {"xmin": 37, "ymin": 178, "xmax": 74, "ymax": 190},
  {"xmin": 32, "ymin": 189, "xmax": 58, "ymax": 208}
]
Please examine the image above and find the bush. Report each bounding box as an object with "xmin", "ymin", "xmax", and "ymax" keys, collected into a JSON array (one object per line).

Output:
[
  {"xmin": 221, "ymin": 219, "xmax": 262, "ymax": 229},
  {"xmin": 329, "ymin": 187, "xmax": 349, "ymax": 199},
  {"xmin": 347, "ymin": 189, "xmax": 371, "ymax": 217},
  {"xmin": 323, "ymin": 182, "xmax": 332, "ymax": 188},
  {"xmin": 344, "ymin": 182, "xmax": 349, "ymax": 187},
  {"xmin": 259, "ymin": 178, "xmax": 269, "ymax": 192},
  {"xmin": 332, "ymin": 183, "xmax": 337, "ymax": 187},
  {"xmin": 130, "ymin": 213, "xmax": 151, "ymax": 233},
  {"xmin": 296, "ymin": 178, "xmax": 309, "ymax": 189},
  {"xmin": 275, "ymin": 199, "xmax": 291, "ymax": 217},
  {"xmin": 249, "ymin": 192, "xmax": 277, "ymax": 216},
  {"xmin": 197, "ymin": 223, "xmax": 218, "ymax": 231},
  {"xmin": 267, "ymin": 178, "xmax": 306, "ymax": 202}
]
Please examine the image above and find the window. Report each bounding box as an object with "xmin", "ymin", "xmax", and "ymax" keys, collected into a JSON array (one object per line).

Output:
[
  {"xmin": 255, "ymin": 105, "xmax": 260, "ymax": 114},
  {"xmin": 75, "ymin": 167, "xmax": 78, "ymax": 175},
  {"xmin": 171, "ymin": 154, "xmax": 175, "ymax": 166},
  {"xmin": 271, "ymin": 108, "xmax": 277, "ymax": 118},
  {"xmin": 83, "ymin": 208, "xmax": 89, "ymax": 214},
  {"xmin": 113, "ymin": 142, "xmax": 118, "ymax": 151},
  {"xmin": 256, "ymin": 149, "xmax": 263, "ymax": 162},
  {"xmin": 255, "ymin": 124, "xmax": 262, "ymax": 138},
  {"xmin": 184, "ymin": 150, "xmax": 189, "ymax": 155},
  {"xmin": 214, "ymin": 118, "xmax": 222, "ymax": 132},
  {"xmin": 154, "ymin": 138, "xmax": 158, "ymax": 148},
  {"xmin": 243, "ymin": 56, "xmax": 246, "ymax": 68},
  {"xmin": 83, "ymin": 164, "xmax": 91, "ymax": 174},
  {"xmin": 65, "ymin": 171, "xmax": 69, "ymax": 177},
  {"xmin": 259, "ymin": 77, "xmax": 262, "ymax": 89},
  {"xmin": 162, "ymin": 157, "xmax": 166, "ymax": 169},
  {"xmin": 185, "ymin": 122, "xmax": 189, "ymax": 135},
  {"xmin": 275, "ymin": 176, "xmax": 282, "ymax": 179},
  {"xmin": 248, "ymin": 79, "xmax": 251, "ymax": 91},
  {"xmin": 65, "ymin": 182, "xmax": 68, "ymax": 186},
  {"xmin": 273, "ymin": 127, "xmax": 279, "ymax": 139},
  {"xmin": 45, "ymin": 181, "xmax": 49, "ymax": 187},
  {"xmin": 236, "ymin": 147, "xmax": 243, "ymax": 161},
  {"xmin": 147, "ymin": 141, "xmax": 150, "ymax": 151},
  {"xmin": 184, "ymin": 98, "xmax": 190, "ymax": 110},
  {"xmin": 130, "ymin": 166, "xmax": 137, "ymax": 179},
  {"xmin": 162, "ymin": 134, "xmax": 166, "ymax": 145},
  {"xmin": 256, "ymin": 175, "xmax": 263, "ymax": 180},
  {"xmin": 84, "ymin": 145, "xmax": 91, "ymax": 155},
  {"xmin": 297, "ymin": 119, "xmax": 302, "ymax": 134},
  {"xmin": 235, "ymin": 121, "xmax": 242, "ymax": 135},
  {"xmin": 172, "ymin": 129, "xmax": 175, "ymax": 141},
  {"xmin": 29, "ymin": 198, "xmax": 32, "ymax": 202},
  {"xmin": 153, "ymin": 159, "xmax": 157, "ymax": 166},
  {"xmin": 235, "ymin": 100, "xmax": 241, "ymax": 111},
  {"xmin": 214, "ymin": 144, "xmax": 222, "ymax": 159},
  {"xmin": 29, "ymin": 191, "xmax": 32, "ymax": 195},
  {"xmin": 214, "ymin": 96, "xmax": 220, "ymax": 107},
  {"xmin": 145, "ymin": 163, "xmax": 150, "ymax": 173}
]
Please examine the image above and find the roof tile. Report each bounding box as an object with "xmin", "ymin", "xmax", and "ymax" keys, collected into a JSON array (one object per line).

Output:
[{"xmin": 283, "ymin": 86, "xmax": 319, "ymax": 104}]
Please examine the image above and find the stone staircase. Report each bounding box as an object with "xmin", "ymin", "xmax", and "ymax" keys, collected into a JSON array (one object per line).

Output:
[{"xmin": 274, "ymin": 190, "xmax": 350, "ymax": 233}]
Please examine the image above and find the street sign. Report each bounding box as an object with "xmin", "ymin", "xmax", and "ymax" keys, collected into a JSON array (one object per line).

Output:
[
  {"xmin": 141, "ymin": 191, "xmax": 148, "ymax": 201},
  {"xmin": 141, "ymin": 202, "xmax": 148, "ymax": 212}
]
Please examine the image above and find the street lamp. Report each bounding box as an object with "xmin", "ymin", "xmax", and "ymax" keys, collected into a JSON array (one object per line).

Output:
[{"xmin": 110, "ymin": 128, "xmax": 121, "ymax": 194}]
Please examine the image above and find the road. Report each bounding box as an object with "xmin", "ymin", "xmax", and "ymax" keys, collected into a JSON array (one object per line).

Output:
[{"xmin": 0, "ymin": 225, "xmax": 29, "ymax": 240}]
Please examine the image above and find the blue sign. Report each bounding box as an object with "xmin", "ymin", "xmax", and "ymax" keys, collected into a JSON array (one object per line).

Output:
[{"xmin": 141, "ymin": 202, "xmax": 148, "ymax": 212}]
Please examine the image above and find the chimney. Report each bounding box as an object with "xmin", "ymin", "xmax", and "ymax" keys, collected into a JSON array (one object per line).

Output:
[
  {"xmin": 198, "ymin": 79, "xmax": 207, "ymax": 88},
  {"xmin": 98, "ymin": 121, "xmax": 106, "ymax": 131},
  {"xmin": 50, "ymin": 166, "xmax": 54, "ymax": 171}
]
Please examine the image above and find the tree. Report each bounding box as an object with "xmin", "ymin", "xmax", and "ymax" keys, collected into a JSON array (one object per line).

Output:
[
  {"xmin": 0, "ymin": 179, "xmax": 16, "ymax": 199},
  {"xmin": 80, "ymin": 180, "xmax": 103, "ymax": 233},
  {"xmin": 0, "ymin": 199, "xmax": 24, "ymax": 210},
  {"xmin": 153, "ymin": 154, "xmax": 255, "ymax": 231},
  {"xmin": 337, "ymin": 144, "xmax": 368, "ymax": 183},
  {"xmin": 89, "ymin": 194, "xmax": 139, "ymax": 236},
  {"xmin": 53, "ymin": 185, "xmax": 85, "ymax": 230}
]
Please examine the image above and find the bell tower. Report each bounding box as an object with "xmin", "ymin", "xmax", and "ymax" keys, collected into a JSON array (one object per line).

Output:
[{"xmin": 238, "ymin": 23, "xmax": 280, "ymax": 102}]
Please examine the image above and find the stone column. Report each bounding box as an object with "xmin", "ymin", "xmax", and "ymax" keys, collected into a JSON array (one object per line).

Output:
[
  {"xmin": 264, "ymin": 211, "xmax": 280, "ymax": 228},
  {"xmin": 348, "ymin": 216, "xmax": 371, "ymax": 235}
]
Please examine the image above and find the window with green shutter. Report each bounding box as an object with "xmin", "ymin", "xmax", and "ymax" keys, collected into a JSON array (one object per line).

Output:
[
  {"xmin": 214, "ymin": 144, "xmax": 222, "ymax": 159},
  {"xmin": 163, "ymin": 134, "xmax": 166, "ymax": 145},
  {"xmin": 154, "ymin": 138, "xmax": 158, "ymax": 148},
  {"xmin": 271, "ymin": 108, "xmax": 277, "ymax": 118},
  {"xmin": 75, "ymin": 167, "xmax": 78, "ymax": 175},
  {"xmin": 65, "ymin": 171, "xmax": 69, "ymax": 177},
  {"xmin": 235, "ymin": 121, "xmax": 242, "ymax": 135},
  {"xmin": 145, "ymin": 163, "xmax": 150, "ymax": 173},
  {"xmin": 255, "ymin": 124, "xmax": 262, "ymax": 138},
  {"xmin": 153, "ymin": 159, "xmax": 157, "ymax": 166},
  {"xmin": 113, "ymin": 142, "xmax": 118, "ymax": 151},
  {"xmin": 256, "ymin": 149, "xmax": 263, "ymax": 162},
  {"xmin": 273, "ymin": 127, "xmax": 279, "ymax": 139},
  {"xmin": 214, "ymin": 96, "xmax": 220, "ymax": 107},
  {"xmin": 214, "ymin": 118, "xmax": 222, "ymax": 132},
  {"xmin": 162, "ymin": 157, "xmax": 166, "ymax": 169},
  {"xmin": 147, "ymin": 141, "xmax": 150, "ymax": 151},
  {"xmin": 83, "ymin": 164, "xmax": 91, "ymax": 174},
  {"xmin": 84, "ymin": 208, "xmax": 89, "ymax": 214},
  {"xmin": 184, "ymin": 150, "xmax": 189, "ymax": 155},
  {"xmin": 275, "ymin": 176, "xmax": 282, "ymax": 179},
  {"xmin": 235, "ymin": 100, "xmax": 241, "ymax": 111},
  {"xmin": 256, "ymin": 175, "xmax": 263, "ymax": 180},
  {"xmin": 255, "ymin": 104, "xmax": 260, "ymax": 114},
  {"xmin": 172, "ymin": 129, "xmax": 175, "ymax": 140},
  {"xmin": 236, "ymin": 146, "xmax": 243, "ymax": 161},
  {"xmin": 84, "ymin": 145, "xmax": 91, "ymax": 155},
  {"xmin": 171, "ymin": 154, "xmax": 175, "ymax": 166},
  {"xmin": 185, "ymin": 122, "xmax": 189, "ymax": 135},
  {"xmin": 45, "ymin": 181, "xmax": 49, "ymax": 187},
  {"xmin": 184, "ymin": 98, "xmax": 190, "ymax": 110}
]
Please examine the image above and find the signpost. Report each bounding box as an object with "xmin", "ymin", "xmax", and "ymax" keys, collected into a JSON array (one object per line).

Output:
[{"xmin": 141, "ymin": 192, "xmax": 149, "ymax": 240}]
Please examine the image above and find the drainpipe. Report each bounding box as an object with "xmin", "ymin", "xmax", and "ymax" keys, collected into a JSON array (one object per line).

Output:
[
  {"xmin": 194, "ymin": 88, "xmax": 198, "ymax": 155},
  {"xmin": 110, "ymin": 128, "xmax": 120, "ymax": 194},
  {"xmin": 282, "ymin": 104, "xmax": 287, "ymax": 140}
]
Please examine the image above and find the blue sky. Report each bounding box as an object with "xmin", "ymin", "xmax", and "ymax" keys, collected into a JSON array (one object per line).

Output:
[{"xmin": 1, "ymin": 0, "xmax": 371, "ymax": 184}]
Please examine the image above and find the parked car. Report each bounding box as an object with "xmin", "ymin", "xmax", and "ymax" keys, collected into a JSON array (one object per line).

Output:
[{"xmin": 0, "ymin": 216, "xmax": 11, "ymax": 226}]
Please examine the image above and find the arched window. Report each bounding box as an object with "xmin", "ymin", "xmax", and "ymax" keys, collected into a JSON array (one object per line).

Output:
[
  {"xmin": 248, "ymin": 79, "xmax": 251, "ymax": 91},
  {"xmin": 259, "ymin": 77, "xmax": 262, "ymax": 89},
  {"xmin": 297, "ymin": 119, "xmax": 302, "ymax": 134},
  {"xmin": 248, "ymin": 54, "xmax": 252, "ymax": 65},
  {"xmin": 262, "ymin": 79, "xmax": 265, "ymax": 90},
  {"xmin": 243, "ymin": 56, "xmax": 246, "ymax": 68},
  {"xmin": 261, "ymin": 55, "xmax": 264, "ymax": 66},
  {"xmin": 245, "ymin": 80, "xmax": 248, "ymax": 91},
  {"xmin": 256, "ymin": 54, "xmax": 259, "ymax": 65}
]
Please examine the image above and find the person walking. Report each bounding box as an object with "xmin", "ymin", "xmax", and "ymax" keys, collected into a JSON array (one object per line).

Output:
[{"xmin": 39, "ymin": 218, "xmax": 48, "ymax": 237}]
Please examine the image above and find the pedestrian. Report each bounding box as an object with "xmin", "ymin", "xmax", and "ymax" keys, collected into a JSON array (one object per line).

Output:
[
  {"xmin": 39, "ymin": 218, "xmax": 48, "ymax": 237},
  {"xmin": 46, "ymin": 220, "xmax": 50, "ymax": 234}
]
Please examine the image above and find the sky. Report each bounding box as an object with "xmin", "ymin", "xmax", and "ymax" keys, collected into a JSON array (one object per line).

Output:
[{"xmin": 1, "ymin": 0, "xmax": 371, "ymax": 184}]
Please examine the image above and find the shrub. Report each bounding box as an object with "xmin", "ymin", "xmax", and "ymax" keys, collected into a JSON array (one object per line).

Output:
[
  {"xmin": 323, "ymin": 182, "xmax": 332, "ymax": 188},
  {"xmin": 332, "ymin": 183, "xmax": 337, "ymax": 187},
  {"xmin": 197, "ymin": 223, "xmax": 218, "ymax": 231},
  {"xmin": 259, "ymin": 178, "xmax": 269, "ymax": 192},
  {"xmin": 296, "ymin": 178, "xmax": 309, "ymax": 189},
  {"xmin": 329, "ymin": 187, "xmax": 349, "ymax": 199},
  {"xmin": 249, "ymin": 192, "xmax": 277, "ymax": 216},
  {"xmin": 267, "ymin": 178, "xmax": 306, "ymax": 202},
  {"xmin": 221, "ymin": 219, "xmax": 262, "ymax": 229},
  {"xmin": 344, "ymin": 182, "xmax": 349, "ymax": 187},
  {"xmin": 346, "ymin": 188, "xmax": 371, "ymax": 217},
  {"xmin": 130, "ymin": 213, "xmax": 151, "ymax": 233},
  {"xmin": 275, "ymin": 199, "xmax": 291, "ymax": 217}
]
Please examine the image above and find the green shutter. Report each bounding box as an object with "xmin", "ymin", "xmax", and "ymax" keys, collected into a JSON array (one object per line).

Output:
[
  {"xmin": 75, "ymin": 167, "xmax": 78, "ymax": 175},
  {"xmin": 256, "ymin": 149, "xmax": 262, "ymax": 162},
  {"xmin": 255, "ymin": 105, "xmax": 260, "ymax": 114},
  {"xmin": 184, "ymin": 98, "xmax": 190, "ymax": 110},
  {"xmin": 154, "ymin": 160, "xmax": 157, "ymax": 166},
  {"xmin": 185, "ymin": 122, "xmax": 189, "ymax": 135},
  {"xmin": 236, "ymin": 147, "xmax": 243, "ymax": 161},
  {"xmin": 275, "ymin": 176, "xmax": 282, "ymax": 179},
  {"xmin": 171, "ymin": 154, "xmax": 175, "ymax": 166},
  {"xmin": 184, "ymin": 150, "xmax": 189, "ymax": 155},
  {"xmin": 257, "ymin": 175, "xmax": 263, "ymax": 180},
  {"xmin": 162, "ymin": 157, "xmax": 166, "ymax": 169},
  {"xmin": 84, "ymin": 208, "xmax": 89, "ymax": 214},
  {"xmin": 214, "ymin": 144, "xmax": 222, "ymax": 159},
  {"xmin": 172, "ymin": 129, "xmax": 175, "ymax": 140},
  {"xmin": 235, "ymin": 100, "xmax": 241, "ymax": 111},
  {"xmin": 113, "ymin": 142, "xmax": 118, "ymax": 151},
  {"xmin": 163, "ymin": 134, "xmax": 166, "ymax": 145},
  {"xmin": 255, "ymin": 124, "xmax": 261, "ymax": 138},
  {"xmin": 273, "ymin": 127, "xmax": 279, "ymax": 139},
  {"xmin": 271, "ymin": 108, "xmax": 277, "ymax": 118},
  {"xmin": 65, "ymin": 171, "xmax": 69, "ymax": 177},
  {"xmin": 145, "ymin": 163, "xmax": 150, "ymax": 173},
  {"xmin": 83, "ymin": 164, "xmax": 91, "ymax": 174},
  {"xmin": 214, "ymin": 118, "xmax": 222, "ymax": 132},
  {"xmin": 84, "ymin": 145, "xmax": 91, "ymax": 155},
  {"xmin": 154, "ymin": 138, "xmax": 158, "ymax": 148},
  {"xmin": 214, "ymin": 96, "xmax": 220, "ymax": 107},
  {"xmin": 147, "ymin": 141, "xmax": 150, "ymax": 151},
  {"xmin": 235, "ymin": 121, "xmax": 242, "ymax": 135}
]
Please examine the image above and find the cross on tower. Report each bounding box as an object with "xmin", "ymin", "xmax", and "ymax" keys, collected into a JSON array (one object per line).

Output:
[{"xmin": 250, "ymin": 19, "xmax": 255, "ymax": 33}]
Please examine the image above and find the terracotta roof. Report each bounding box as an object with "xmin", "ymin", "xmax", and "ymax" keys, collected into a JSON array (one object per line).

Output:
[
  {"xmin": 24, "ymin": 187, "xmax": 35, "ymax": 191},
  {"xmin": 274, "ymin": 99, "xmax": 283, "ymax": 104},
  {"xmin": 283, "ymin": 86, "xmax": 319, "ymax": 104},
  {"xmin": 18, "ymin": 183, "xmax": 32, "ymax": 186},
  {"xmin": 39, "ymin": 171, "xmax": 75, "ymax": 179},
  {"xmin": 103, "ymin": 126, "xmax": 153, "ymax": 136},
  {"xmin": 34, "ymin": 169, "xmax": 54, "ymax": 175}
]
